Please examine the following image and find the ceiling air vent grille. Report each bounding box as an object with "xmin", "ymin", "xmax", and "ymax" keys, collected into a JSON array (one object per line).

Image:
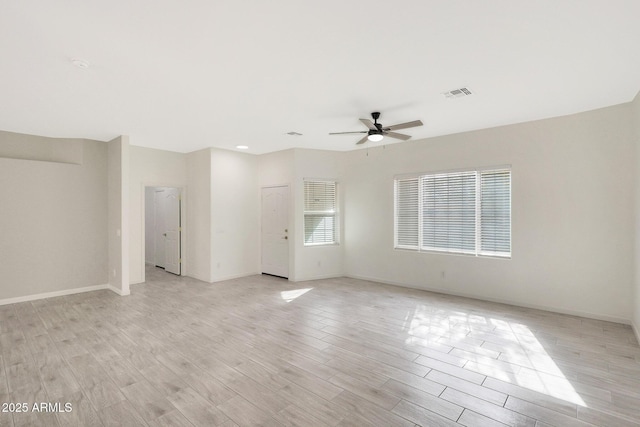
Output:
[{"xmin": 443, "ymin": 87, "xmax": 473, "ymax": 98}]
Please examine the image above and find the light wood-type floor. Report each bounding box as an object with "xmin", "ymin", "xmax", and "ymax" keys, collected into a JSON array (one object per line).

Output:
[{"xmin": 1, "ymin": 267, "xmax": 639, "ymax": 427}]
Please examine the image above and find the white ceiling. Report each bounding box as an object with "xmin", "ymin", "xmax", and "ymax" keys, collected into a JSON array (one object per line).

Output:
[{"xmin": 1, "ymin": 1, "xmax": 639, "ymax": 155}]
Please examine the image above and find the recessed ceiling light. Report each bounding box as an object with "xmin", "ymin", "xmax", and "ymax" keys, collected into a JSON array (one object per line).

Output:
[
  {"xmin": 236, "ymin": 145, "xmax": 249, "ymax": 150},
  {"xmin": 71, "ymin": 58, "xmax": 90, "ymax": 69}
]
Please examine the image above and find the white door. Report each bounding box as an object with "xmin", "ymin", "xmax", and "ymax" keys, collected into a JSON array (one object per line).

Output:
[
  {"xmin": 162, "ymin": 188, "xmax": 181, "ymax": 275},
  {"xmin": 261, "ymin": 186, "xmax": 289, "ymax": 278},
  {"xmin": 154, "ymin": 190, "xmax": 166, "ymax": 268}
]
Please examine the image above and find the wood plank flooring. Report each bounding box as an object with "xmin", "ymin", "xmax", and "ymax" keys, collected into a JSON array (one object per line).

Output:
[{"xmin": 1, "ymin": 267, "xmax": 639, "ymax": 426}]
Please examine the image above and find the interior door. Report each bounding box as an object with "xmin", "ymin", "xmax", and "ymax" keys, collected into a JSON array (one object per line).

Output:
[
  {"xmin": 154, "ymin": 190, "xmax": 166, "ymax": 268},
  {"xmin": 163, "ymin": 188, "xmax": 181, "ymax": 275},
  {"xmin": 261, "ymin": 186, "xmax": 289, "ymax": 278}
]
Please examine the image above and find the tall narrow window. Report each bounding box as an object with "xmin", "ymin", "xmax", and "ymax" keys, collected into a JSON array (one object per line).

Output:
[
  {"xmin": 304, "ymin": 180, "xmax": 338, "ymax": 246},
  {"xmin": 394, "ymin": 168, "xmax": 511, "ymax": 257},
  {"xmin": 395, "ymin": 178, "xmax": 419, "ymax": 249}
]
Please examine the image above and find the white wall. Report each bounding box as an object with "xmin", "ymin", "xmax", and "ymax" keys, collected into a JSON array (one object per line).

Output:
[
  {"xmin": 107, "ymin": 136, "xmax": 130, "ymax": 295},
  {"xmin": 258, "ymin": 149, "xmax": 296, "ymax": 279},
  {"xmin": 144, "ymin": 187, "xmax": 155, "ymax": 264},
  {"xmin": 210, "ymin": 148, "xmax": 261, "ymax": 281},
  {"xmin": 632, "ymin": 91, "xmax": 640, "ymax": 341},
  {"xmin": 129, "ymin": 146, "xmax": 187, "ymax": 284},
  {"xmin": 186, "ymin": 149, "xmax": 212, "ymax": 282},
  {"xmin": 344, "ymin": 104, "xmax": 635, "ymax": 323},
  {"xmin": 0, "ymin": 131, "xmax": 108, "ymax": 301},
  {"xmin": 293, "ymin": 149, "xmax": 345, "ymax": 281},
  {"xmin": 257, "ymin": 148, "xmax": 345, "ymax": 281}
]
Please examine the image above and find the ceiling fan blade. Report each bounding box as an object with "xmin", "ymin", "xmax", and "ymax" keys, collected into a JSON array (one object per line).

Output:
[
  {"xmin": 356, "ymin": 135, "xmax": 369, "ymax": 145},
  {"xmin": 329, "ymin": 131, "xmax": 367, "ymax": 135},
  {"xmin": 384, "ymin": 131, "xmax": 411, "ymax": 141},
  {"xmin": 384, "ymin": 120, "xmax": 423, "ymax": 131},
  {"xmin": 359, "ymin": 119, "xmax": 376, "ymax": 130}
]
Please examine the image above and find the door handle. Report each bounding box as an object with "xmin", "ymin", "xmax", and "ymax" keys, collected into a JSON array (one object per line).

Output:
[
  {"xmin": 163, "ymin": 233, "xmax": 167, "ymax": 237},
  {"xmin": 283, "ymin": 236, "xmax": 288, "ymax": 239}
]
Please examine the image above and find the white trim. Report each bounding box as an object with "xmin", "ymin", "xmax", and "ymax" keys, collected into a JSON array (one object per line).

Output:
[
  {"xmin": 107, "ymin": 285, "xmax": 131, "ymax": 296},
  {"xmin": 346, "ymin": 274, "xmax": 632, "ymax": 325},
  {"xmin": 183, "ymin": 271, "xmax": 262, "ymax": 283},
  {"xmin": 290, "ymin": 273, "xmax": 342, "ymax": 282},
  {"xmin": 394, "ymin": 164, "xmax": 512, "ymax": 181},
  {"xmin": 185, "ymin": 272, "xmax": 211, "ymax": 283},
  {"xmin": 211, "ymin": 271, "xmax": 262, "ymax": 283},
  {"xmin": 0, "ymin": 284, "xmax": 110, "ymax": 306},
  {"xmin": 633, "ymin": 321, "xmax": 640, "ymax": 346}
]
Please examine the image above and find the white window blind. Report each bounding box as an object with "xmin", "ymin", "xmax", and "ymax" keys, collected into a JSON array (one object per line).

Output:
[
  {"xmin": 394, "ymin": 168, "xmax": 511, "ymax": 257},
  {"xmin": 304, "ymin": 180, "xmax": 337, "ymax": 245},
  {"xmin": 480, "ymin": 170, "xmax": 511, "ymax": 256},
  {"xmin": 422, "ymin": 171, "xmax": 477, "ymax": 254},
  {"xmin": 395, "ymin": 178, "xmax": 419, "ymax": 249}
]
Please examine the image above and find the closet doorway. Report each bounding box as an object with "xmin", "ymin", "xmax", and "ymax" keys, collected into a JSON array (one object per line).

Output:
[{"xmin": 145, "ymin": 186, "xmax": 181, "ymax": 275}]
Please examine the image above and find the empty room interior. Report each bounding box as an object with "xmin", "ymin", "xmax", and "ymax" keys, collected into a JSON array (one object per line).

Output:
[{"xmin": 1, "ymin": 1, "xmax": 640, "ymax": 426}]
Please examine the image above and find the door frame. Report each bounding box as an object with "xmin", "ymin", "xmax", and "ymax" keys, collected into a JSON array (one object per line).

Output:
[
  {"xmin": 141, "ymin": 183, "xmax": 187, "ymax": 284},
  {"xmin": 261, "ymin": 184, "xmax": 293, "ymax": 280}
]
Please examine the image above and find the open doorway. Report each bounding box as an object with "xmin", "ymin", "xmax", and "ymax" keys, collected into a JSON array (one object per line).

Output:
[{"xmin": 145, "ymin": 186, "xmax": 182, "ymax": 275}]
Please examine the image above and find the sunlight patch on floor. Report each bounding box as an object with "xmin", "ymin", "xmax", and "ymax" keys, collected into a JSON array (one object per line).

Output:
[
  {"xmin": 404, "ymin": 307, "xmax": 587, "ymax": 407},
  {"xmin": 280, "ymin": 288, "xmax": 312, "ymax": 302}
]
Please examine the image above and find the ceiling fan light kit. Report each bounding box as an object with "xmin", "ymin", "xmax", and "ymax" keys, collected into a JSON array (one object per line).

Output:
[{"xmin": 330, "ymin": 111, "xmax": 423, "ymax": 145}]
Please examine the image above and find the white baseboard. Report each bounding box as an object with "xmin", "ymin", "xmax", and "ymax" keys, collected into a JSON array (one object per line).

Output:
[
  {"xmin": 107, "ymin": 285, "xmax": 131, "ymax": 296},
  {"xmin": 186, "ymin": 272, "xmax": 211, "ymax": 282},
  {"xmin": 0, "ymin": 284, "xmax": 110, "ymax": 306},
  {"xmin": 346, "ymin": 274, "xmax": 632, "ymax": 325},
  {"xmin": 291, "ymin": 273, "xmax": 343, "ymax": 282},
  {"xmin": 211, "ymin": 271, "xmax": 262, "ymax": 283}
]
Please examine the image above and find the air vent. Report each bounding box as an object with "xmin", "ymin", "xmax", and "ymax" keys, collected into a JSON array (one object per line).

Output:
[
  {"xmin": 443, "ymin": 87, "xmax": 473, "ymax": 98},
  {"xmin": 286, "ymin": 131, "xmax": 303, "ymax": 136}
]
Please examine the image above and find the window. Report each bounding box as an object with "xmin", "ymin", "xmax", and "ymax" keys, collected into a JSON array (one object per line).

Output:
[
  {"xmin": 395, "ymin": 168, "xmax": 511, "ymax": 257},
  {"xmin": 304, "ymin": 180, "xmax": 338, "ymax": 246}
]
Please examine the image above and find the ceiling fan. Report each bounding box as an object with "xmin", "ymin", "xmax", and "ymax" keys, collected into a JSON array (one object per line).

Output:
[{"xmin": 330, "ymin": 112, "xmax": 423, "ymax": 145}]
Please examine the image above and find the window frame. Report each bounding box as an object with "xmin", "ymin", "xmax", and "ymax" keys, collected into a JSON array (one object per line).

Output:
[
  {"xmin": 303, "ymin": 179, "xmax": 339, "ymax": 247},
  {"xmin": 394, "ymin": 166, "xmax": 511, "ymax": 258}
]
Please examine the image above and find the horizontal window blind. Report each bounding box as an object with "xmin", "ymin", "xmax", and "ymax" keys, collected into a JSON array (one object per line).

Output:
[
  {"xmin": 422, "ymin": 171, "xmax": 476, "ymax": 254},
  {"xmin": 394, "ymin": 168, "xmax": 511, "ymax": 257},
  {"xmin": 304, "ymin": 180, "xmax": 337, "ymax": 245},
  {"xmin": 480, "ymin": 170, "xmax": 511, "ymax": 256},
  {"xmin": 395, "ymin": 178, "xmax": 419, "ymax": 249}
]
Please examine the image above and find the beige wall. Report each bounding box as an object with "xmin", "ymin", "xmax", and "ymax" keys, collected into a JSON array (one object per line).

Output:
[
  {"xmin": 632, "ymin": 91, "xmax": 640, "ymax": 340},
  {"xmin": 259, "ymin": 149, "xmax": 296, "ymax": 279},
  {"xmin": 293, "ymin": 148, "xmax": 345, "ymax": 281},
  {"xmin": 211, "ymin": 148, "xmax": 261, "ymax": 281},
  {"xmin": 107, "ymin": 136, "xmax": 130, "ymax": 295},
  {"xmin": 343, "ymin": 103, "xmax": 635, "ymax": 323},
  {"xmin": 3, "ymin": 95, "xmax": 640, "ymax": 329},
  {"xmin": 186, "ymin": 149, "xmax": 212, "ymax": 282},
  {"xmin": 257, "ymin": 148, "xmax": 345, "ymax": 281},
  {"xmin": 0, "ymin": 131, "xmax": 108, "ymax": 300}
]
